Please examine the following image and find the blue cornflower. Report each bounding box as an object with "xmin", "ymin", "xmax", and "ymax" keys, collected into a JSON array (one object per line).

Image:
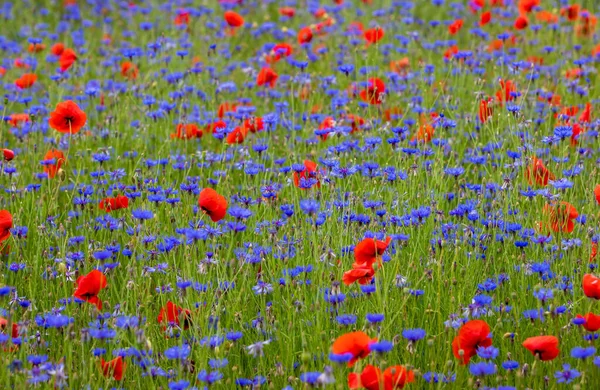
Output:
[
  {"xmin": 469, "ymin": 362, "xmax": 496, "ymax": 376},
  {"xmin": 366, "ymin": 313, "xmax": 384, "ymax": 324},
  {"xmin": 164, "ymin": 345, "xmax": 190, "ymax": 360},
  {"xmin": 402, "ymin": 328, "xmax": 426, "ymax": 342},
  {"xmin": 571, "ymin": 346, "xmax": 596, "ymax": 359},
  {"xmin": 369, "ymin": 340, "xmax": 393, "ymax": 353},
  {"xmin": 554, "ymin": 364, "xmax": 580, "ymax": 383},
  {"xmin": 476, "ymin": 346, "xmax": 499, "ymax": 360}
]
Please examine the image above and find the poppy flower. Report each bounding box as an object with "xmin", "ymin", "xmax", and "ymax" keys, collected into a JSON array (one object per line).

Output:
[
  {"xmin": 174, "ymin": 10, "xmax": 190, "ymax": 26},
  {"xmin": 48, "ymin": 100, "xmax": 87, "ymax": 134},
  {"xmin": 383, "ymin": 365, "xmax": 415, "ymax": 389},
  {"xmin": 205, "ymin": 120, "xmax": 227, "ymax": 134},
  {"xmin": 13, "ymin": 58, "xmax": 29, "ymax": 69},
  {"xmin": 524, "ymin": 156, "xmax": 554, "ymax": 186},
  {"xmin": 43, "ymin": 149, "xmax": 65, "ymax": 179},
  {"xmin": 279, "ymin": 7, "xmax": 295, "ymax": 18},
  {"xmin": 7, "ymin": 113, "xmax": 30, "ymax": 127},
  {"xmin": 14, "ymin": 73, "xmax": 37, "ymax": 89},
  {"xmin": 73, "ymin": 269, "xmax": 108, "ymax": 310},
  {"xmin": 28, "ymin": 43, "xmax": 45, "ymax": 53},
  {"xmin": 360, "ymin": 78, "xmax": 385, "ymax": 105},
  {"xmin": 384, "ymin": 107, "xmax": 403, "ymax": 123},
  {"xmin": 583, "ymin": 274, "xmax": 600, "ymax": 299},
  {"xmin": 452, "ymin": 320, "xmax": 492, "ymax": 364},
  {"xmin": 348, "ymin": 21, "xmax": 364, "ymax": 35},
  {"xmin": 226, "ymin": 126, "xmax": 249, "ymax": 144},
  {"xmin": 496, "ymin": 79, "xmax": 517, "ymax": 104},
  {"xmin": 198, "ymin": 188, "xmax": 228, "ymax": 222},
  {"xmin": 579, "ymin": 102, "xmax": 592, "ymax": 123},
  {"xmin": 591, "ymin": 241, "xmax": 598, "ymax": 263},
  {"xmin": 561, "ymin": 4, "xmax": 580, "ymax": 21},
  {"xmin": 595, "ymin": 184, "xmax": 600, "ymax": 204},
  {"xmin": 487, "ymin": 39, "xmax": 503, "ymax": 52},
  {"xmin": 224, "ymin": 10, "xmax": 244, "ymax": 27},
  {"xmin": 444, "ymin": 45, "xmax": 459, "ymax": 59},
  {"xmin": 522, "ymin": 335, "xmax": 559, "ymax": 361},
  {"xmin": 565, "ymin": 67, "xmax": 582, "ymax": 79},
  {"xmin": 244, "ymin": 117, "xmax": 264, "ymax": 133},
  {"xmin": 364, "ymin": 27, "xmax": 384, "ymax": 44},
  {"xmin": 121, "ymin": 61, "xmax": 138, "ymax": 80},
  {"xmin": 0, "ymin": 317, "xmax": 19, "ymax": 339},
  {"xmin": 317, "ymin": 117, "xmax": 335, "ymax": 141},
  {"xmin": 293, "ymin": 160, "xmax": 320, "ymax": 189},
  {"xmin": 51, "ymin": 43, "xmax": 65, "ymax": 56},
  {"xmin": 331, "ymin": 331, "xmax": 376, "ymax": 366},
  {"xmin": 518, "ymin": 0, "xmax": 540, "ymax": 14},
  {"xmin": 2, "ymin": 149, "xmax": 14, "ymax": 162},
  {"xmin": 345, "ymin": 114, "xmax": 365, "ymax": 133},
  {"xmin": 59, "ymin": 48, "xmax": 77, "ymax": 72},
  {"xmin": 571, "ymin": 123, "xmax": 583, "ymax": 146},
  {"xmin": 99, "ymin": 196, "xmax": 129, "ymax": 212},
  {"xmin": 448, "ymin": 19, "xmax": 464, "ymax": 34},
  {"xmin": 0, "ymin": 210, "xmax": 13, "ymax": 244},
  {"xmin": 100, "ymin": 356, "xmax": 125, "ymax": 381},
  {"xmin": 157, "ymin": 301, "xmax": 192, "ymax": 330},
  {"xmin": 541, "ymin": 201, "xmax": 578, "ymax": 234},
  {"xmin": 389, "ymin": 57, "xmax": 410, "ymax": 75},
  {"xmin": 354, "ymin": 236, "xmax": 391, "ymax": 268},
  {"xmin": 217, "ymin": 102, "xmax": 237, "ymax": 118},
  {"xmin": 298, "ymin": 26, "xmax": 313, "ymax": 44},
  {"xmin": 480, "ymin": 11, "xmax": 492, "ymax": 26},
  {"xmin": 348, "ymin": 365, "xmax": 383, "ymax": 390},
  {"xmin": 514, "ymin": 15, "xmax": 529, "ymax": 29},
  {"xmin": 171, "ymin": 123, "xmax": 201, "ymax": 139},
  {"xmin": 342, "ymin": 264, "xmax": 375, "ymax": 286},
  {"xmin": 411, "ymin": 115, "xmax": 435, "ymax": 143},
  {"xmin": 479, "ymin": 98, "xmax": 493, "ymax": 123},
  {"xmin": 536, "ymin": 10, "xmax": 559, "ymax": 23},
  {"xmin": 576, "ymin": 313, "xmax": 600, "ymax": 332},
  {"xmin": 256, "ymin": 67, "xmax": 278, "ymax": 88},
  {"xmin": 267, "ymin": 43, "xmax": 293, "ymax": 63}
]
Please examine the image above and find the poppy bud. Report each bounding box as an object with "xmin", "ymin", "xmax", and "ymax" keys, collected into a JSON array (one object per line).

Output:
[
  {"xmin": 2, "ymin": 149, "xmax": 14, "ymax": 161},
  {"xmin": 57, "ymin": 262, "xmax": 67, "ymax": 273},
  {"xmin": 58, "ymin": 168, "xmax": 66, "ymax": 181}
]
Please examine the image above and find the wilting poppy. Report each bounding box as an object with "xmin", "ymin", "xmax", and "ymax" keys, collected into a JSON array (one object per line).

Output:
[
  {"xmin": 448, "ymin": 19, "xmax": 464, "ymax": 34},
  {"xmin": 48, "ymin": 100, "xmax": 87, "ymax": 134},
  {"xmin": 59, "ymin": 48, "xmax": 77, "ymax": 72},
  {"xmin": 522, "ymin": 335, "xmax": 559, "ymax": 361},
  {"xmin": 121, "ymin": 61, "xmax": 138, "ymax": 80},
  {"xmin": 256, "ymin": 67, "xmax": 278, "ymax": 88},
  {"xmin": 384, "ymin": 365, "xmax": 415, "ymax": 389},
  {"xmin": 14, "ymin": 73, "xmax": 37, "ymax": 89},
  {"xmin": 364, "ymin": 27, "xmax": 384, "ymax": 44},
  {"xmin": 452, "ymin": 320, "xmax": 493, "ymax": 364},
  {"xmin": 348, "ymin": 365, "xmax": 383, "ymax": 390},
  {"xmin": 73, "ymin": 269, "xmax": 108, "ymax": 310},
  {"xmin": 354, "ymin": 236, "xmax": 391, "ymax": 268},
  {"xmin": 171, "ymin": 123, "xmax": 201, "ymax": 139},
  {"xmin": 298, "ymin": 26, "xmax": 313, "ymax": 44},
  {"xmin": 576, "ymin": 313, "xmax": 600, "ymax": 332},
  {"xmin": 525, "ymin": 156, "xmax": 554, "ymax": 186},
  {"xmin": 332, "ymin": 331, "xmax": 376, "ymax": 366},
  {"xmin": 226, "ymin": 126, "xmax": 249, "ymax": 144},
  {"xmin": 198, "ymin": 188, "xmax": 228, "ymax": 222},
  {"xmin": 99, "ymin": 196, "xmax": 129, "ymax": 212},
  {"xmin": 360, "ymin": 78, "xmax": 385, "ymax": 105},
  {"xmin": 2, "ymin": 149, "xmax": 14, "ymax": 162},
  {"xmin": 224, "ymin": 10, "xmax": 244, "ymax": 27},
  {"xmin": 100, "ymin": 356, "xmax": 125, "ymax": 381},
  {"xmin": 0, "ymin": 210, "xmax": 12, "ymax": 245},
  {"xmin": 43, "ymin": 149, "xmax": 65, "ymax": 179},
  {"xmin": 541, "ymin": 201, "xmax": 578, "ymax": 234},
  {"xmin": 157, "ymin": 301, "xmax": 192, "ymax": 330},
  {"xmin": 583, "ymin": 274, "xmax": 600, "ymax": 299}
]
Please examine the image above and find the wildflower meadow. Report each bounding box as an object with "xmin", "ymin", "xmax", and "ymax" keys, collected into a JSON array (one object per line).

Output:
[{"xmin": 2, "ymin": 0, "xmax": 600, "ymax": 388}]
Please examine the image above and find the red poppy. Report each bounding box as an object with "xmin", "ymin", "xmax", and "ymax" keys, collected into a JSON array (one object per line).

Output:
[
  {"xmin": 28, "ymin": 43, "xmax": 46, "ymax": 53},
  {"xmin": 217, "ymin": 102, "xmax": 238, "ymax": 118},
  {"xmin": 354, "ymin": 236, "xmax": 391, "ymax": 268},
  {"xmin": 360, "ymin": 78, "xmax": 385, "ymax": 105},
  {"xmin": 226, "ymin": 126, "xmax": 249, "ymax": 144},
  {"xmin": 480, "ymin": 11, "xmax": 492, "ymax": 26},
  {"xmin": 525, "ymin": 156, "xmax": 554, "ymax": 186},
  {"xmin": 348, "ymin": 365, "xmax": 383, "ymax": 390},
  {"xmin": 451, "ymin": 320, "xmax": 492, "ymax": 364},
  {"xmin": 383, "ymin": 365, "xmax": 415, "ymax": 389},
  {"xmin": 522, "ymin": 335, "xmax": 559, "ymax": 361},
  {"xmin": 224, "ymin": 10, "xmax": 244, "ymax": 27},
  {"xmin": 591, "ymin": 241, "xmax": 598, "ymax": 263},
  {"xmin": 43, "ymin": 149, "xmax": 65, "ymax": 179},
  {"xmin": 171, "ymin": 123, "xmax": 202, "ymax": 139},
  {"xmin": 298, "ymin": 27, "xmax": 313, "ymax": 44},
  {"xmin": 198, "ymin": 188, "xmax": 228, "ymax": 222},
  {"xmin": 293, "ymin": 160, "xmax": 320, "ymax": 189},
  {"xmin": 345, "ymin": 114, "xmax": 365, "ymax": 133},
  {"xmin": 579, "ymin": 102, "xmax": 592, "ymax": 123},
  {"xmin": 0, "ymin": 210, "xmax": 12, "ymax": 244},
  {"xmin": 565, "ymin": 67, "xmax": 582, "ymax": 79},
  {"xmin": 448, "ymin": 19, "xmax": 464, "ymax": 34},
  {"xmin": 384, "ymin": 107, "xmax": 403, "ymax": 123},
  {"xmin": 495, "ymin": 79, "xmax": 517, "ymax": 104},
  {"xmin": 256, "ymin": 67, "xmax": 278, "ymax": 88},
  {"xmin": 444, "ymin": 45, "xmax": 459, "ymax": 59},
  {"xmin": 100, "ymin": 356, "xmax": 125, "ymax": 381},
  {"xmin": 267, "ymin": 43, "xmax": 293, "ymax": 63},
  {"xmin": 576, "ymin": 313, "xmax": 600, "ymax": 332},
  {"xmin": 571, "ymin": 123, "xmax": 584, "ymax": 146},
  {"xmin": 73, "ymin": 270, "xmax": 108, "ymax": 310},
  {"xmin": 536, "ymin": 10, "xmax": 559, "ymax": 23},
  {"xmin": 48, "ymin": 100, "xmax": 87, "ymax": 134},
  {"xmin": 13, "ymin": 58, "xmax": 29, "ymax": 69},
  {"xmin": 364, "ymin": 27, "xmax": 384, "ymax": 44},
  {"xmin": 121, "ymin": 61, "xmax": 138, "ymax": 80},
  {"xmin": 595, "ymin": 184, "xmax": 600, "ymax": 204},
  {"xmin": 348, "ymin": 22, "xmax": 364, "ymax": 35},
  {"xmin": 99, "ymin": 196, "xmax": 129, "ymax": 212},
  {"xmin": 174, "ymin": 10, "xmax": 190, "ymax": 26},
  {"xmin": 59, "ymin": 48, "xmax": 77, "ymax": 72},
  {"xmin": 318, "ymin": 117, "xmax": 335, "ymax": 141},
  {"xmin": 157, "ymin": 301, "xmax": 192, "ymax": 330},
  {"xmin": 205, "ymin": 120, "xmax": 227, "ymax": 134},
  {"xmin": 479, "ymin": 98, "xmax": 493, "ymax": 123},
  {"xmin": 583, "ymin": 274, "xmax": 600, "ymax": 299},
  {"xmin": 390, "ymin": 57, "xmax": 410, "ymax": 75},
  {"xmin": 541, "ymin": 201, "xmax": 578, "ymax": 234},
  {"xmin": 14, "ymin": 73, "xmax": 37, "ymax": 89},
  {"xmin": 518, "ymin": 0, "xmax": 540, "ymax": 14},
  {"xmin": 279, "ymin": 7, "xmax": 295, "ymax": 18},
  {"xmin": 51, "ymin": 43, "xmax": 65, "ymax": 56},
  {"xmin": 7, "ymin": 113, "xmax": 30, "ymax": 127},
  {"xmin": 514, "ymin": 15, "xmax": 529, "ymax": 29},
  {"xmin": 342, "ymin": 265, "xmax": 375, "ymax": 286},
  {"xmin": 560, "ymin": 4, "xmax": 580, "ymax": 21},
  {"xmin": 243, "ymin": 117, "xmax": 264, "ymax": 133},
  {"xmin": 331, "ymin": 331, "xmax": 376, "ymax": 367},
  {"xmin": 2, "ymin": 149, "xmax": 14, "ymax": 162},
  {"xmin": 0, "ymin": 317, "xmax": 19, "ymax": 339},
  {"xmin": 411, "ymin": 115, "xmax": 435, "ymax": 143}
]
